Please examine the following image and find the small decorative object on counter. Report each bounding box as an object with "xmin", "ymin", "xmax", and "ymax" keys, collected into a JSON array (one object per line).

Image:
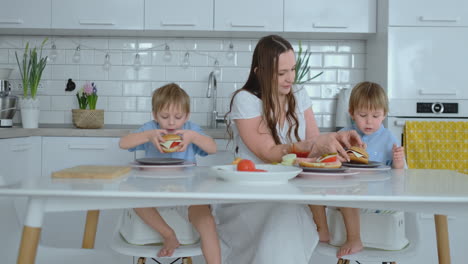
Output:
[
  {"xmin": 65, "ymin": 78, "xmax": 76, "ymax": 91},
  {"xmin": 72, "ymin": 81, "xmax": 103, "ymax": 129}
]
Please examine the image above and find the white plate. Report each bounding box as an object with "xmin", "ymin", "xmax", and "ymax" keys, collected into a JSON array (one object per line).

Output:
[
  {"xmin": 346, "ymin": 165, "xmax": 391, "ymax": 171},
  {"xmin": 211, "ymin": 164, "xmax": 302, "ymax": 184},
  {"xmin": 135, "ymin": 157, "xmax": 185, "ymax": 165},
  {"xmin": 342, "ymin": 161, "xmax": 383, "ymax": 168},
  {"xmin": 298, "ymin": 170, "xmax": 359, "ymax": 178}
]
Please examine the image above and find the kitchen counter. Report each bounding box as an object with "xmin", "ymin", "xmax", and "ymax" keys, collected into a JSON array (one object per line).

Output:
[{"xmin": 0, "ymin": 124, "xmax": 334, "ymax": 139}]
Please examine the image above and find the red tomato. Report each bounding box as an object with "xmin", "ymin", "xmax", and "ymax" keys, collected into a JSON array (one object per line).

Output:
[
  {"xmin": 293, "ymin": 151, "xmax": 310, "ymax": 158},
  {"xmin": 237, "ymin": 159, "xmax": 256, "ymax": 171},
  {"xmin": 321, "ymin": 156, "xmax": 337, "ymax": 163},
  {"xmin": 169, "ymin": 142, "xmax": 181, "ymax": 148}
]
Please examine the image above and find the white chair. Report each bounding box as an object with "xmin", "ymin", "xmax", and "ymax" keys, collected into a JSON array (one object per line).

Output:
[
  {"xmin": 315, "ymin": 212, "xmax": 421, "ymax": 264},
  {"xmin": 110, "ymin": 210, "xmax": 202, "ymax": 264}
]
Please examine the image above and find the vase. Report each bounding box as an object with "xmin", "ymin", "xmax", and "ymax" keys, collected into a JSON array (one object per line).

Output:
[
  {"xmin": 72, "ymin": 109, "xmax": 104, "ymax": 129},
  {"xmin": 19, "ymin": 97, "xmax": 40, "ymax": 129}
]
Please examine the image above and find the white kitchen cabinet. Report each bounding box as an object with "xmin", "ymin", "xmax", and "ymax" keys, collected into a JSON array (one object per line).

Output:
[
  {"xmin": 214, "ymin": 0, "xmax": 283, "ymax": 32},
  {"xmin": 145, "ymin": 0, "xmax": 213, "ymax": 31},
  {"xmin": 51, "ymin": 0, "xmax": 144, "ymax": 30},
  {"xmin": 387, "ymin": 27, "xmax": 468, "ymax": 100},
  {"xmin": 284, "ymin": 0, "xmax": 376, "ymax": 33},
  {"xmin": 0, "ymin": 0, "xmax": 51, "ymax": 29},
  {"xmin": 41, "ymin": 137, "xmax": 135, "ymax": 177},
  {"xmin": 0, "ymin": 137, "xmax": 41, "ymax": 186},
  {"xmin": 389, "ymin": 0, "xmax": 468, "ymax": 27}
]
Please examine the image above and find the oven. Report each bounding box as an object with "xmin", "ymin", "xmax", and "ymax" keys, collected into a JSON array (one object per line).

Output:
[{"xmin": 386, "ymin": 99, "xmax": 468, "ymax": 146}]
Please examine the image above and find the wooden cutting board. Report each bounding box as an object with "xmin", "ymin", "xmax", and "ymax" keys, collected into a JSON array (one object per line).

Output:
[{"xmin": 51, "ymin": 165, "xmax": 132, "ymax": 179}]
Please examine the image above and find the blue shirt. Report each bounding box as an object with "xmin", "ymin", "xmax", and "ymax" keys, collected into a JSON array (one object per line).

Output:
[
  {"xmin": 128, "ymin": 120, "xmax": 208, "ymax": 163},
  {"xmin": 340, "ymin": 124, "xmax": 399, "ymax": 167}
]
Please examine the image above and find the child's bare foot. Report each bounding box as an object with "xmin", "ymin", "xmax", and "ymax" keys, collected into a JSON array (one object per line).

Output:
[
  {"xmin": 317, "ymin": 228, "xmax": 330, "ymax": 242},
  {"xmin": 157, "ymin": 233, "xmax": 180, "ymax": 257},
  {"xmin": 336, "ymin": 238, "xmax": 363, "ymax": 258}
]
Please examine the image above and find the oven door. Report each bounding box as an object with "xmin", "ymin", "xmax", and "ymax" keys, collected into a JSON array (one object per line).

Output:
[{"xmin": 387, "ymin": 117, "xmax": 468, "ymax": 146}]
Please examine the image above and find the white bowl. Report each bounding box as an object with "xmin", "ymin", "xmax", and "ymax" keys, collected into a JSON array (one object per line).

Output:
[
  {"xmin": 211, "ymin": 164, "xmax": 302, "ymax": 184},
  {"xmin": 0, "ymin": 68, "xmax": 13, "ymax": 79}
]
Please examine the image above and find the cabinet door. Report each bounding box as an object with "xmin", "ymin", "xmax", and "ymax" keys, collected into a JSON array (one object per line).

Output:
[
  {"xmin": 0, "ymin": 137, "xmax": 41, "ymax": 186},
  {"xmin": 51, "ymin": 0, "xmax": 144, "ymax": 30},
  {"xmin": 145, "ymin": 0, "xmax": 213, "ymax": 30},
  {"xmin": 284, "ymin": 0, "xmax": 376, "ymax": 33},
  {"xmin": 41, "ymin": 137, "xmax": 135, "ymax": 177},
  {"xmin": 0, "ymin": 0, "xmax": 51, "ymax": 29},
  {"xmin": 214, "ymin": 0, "xmax": 283, "ymax": 32},
  {"xmin": 388, "ymin": 27, "xmax": 468, "ymax": 100},
  {"xmin": 389, "ymin": 0, "xmax": 468, "ymax": 26}
]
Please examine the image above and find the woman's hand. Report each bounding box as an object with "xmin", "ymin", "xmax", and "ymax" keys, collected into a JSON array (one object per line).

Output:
[{"xmin": 308, "ymin": 131, "xmax": 363, "ymax": 162}]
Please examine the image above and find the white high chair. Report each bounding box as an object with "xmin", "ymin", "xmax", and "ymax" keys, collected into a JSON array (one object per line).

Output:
[
  {"xmin": 110, "ymin": 209, "xmax": 202, "ymax": 264},
  {"xmin": 315, "ymin": 212, "xmax": 421, "ymax": 264}
]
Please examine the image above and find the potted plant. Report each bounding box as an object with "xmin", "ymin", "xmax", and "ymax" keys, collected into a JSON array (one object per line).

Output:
[
  {"xmin": 72, "ymin": 82, "xmax": 104, "ymax": 129},
  {"xmin": 15, "ymin": 38, "xmax": 48, "ymax": 128},
  {"xmin": 295, "ymin": 40, "xmax": 323, "ymax": 85}
]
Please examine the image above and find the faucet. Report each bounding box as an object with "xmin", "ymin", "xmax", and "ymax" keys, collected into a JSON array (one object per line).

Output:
[{"xmin": 207, "ymin": 71, "xmax": 225, "ymax": 129}]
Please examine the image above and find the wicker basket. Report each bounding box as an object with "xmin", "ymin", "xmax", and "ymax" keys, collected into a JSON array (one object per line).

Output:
[{"xmin": 72, "ymin": 109, "xmax": 104, "ymax": 129}]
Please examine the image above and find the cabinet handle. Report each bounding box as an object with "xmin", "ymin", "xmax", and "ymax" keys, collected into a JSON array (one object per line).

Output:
[
  {"xmin": 10, "ymin": 144, "xmax": 31, "ymax": 152},
  {"xmin": 230, "ymin": 22, "xmax": 265, "ymax": 28},
  {"xmin": 419, "ymin": 89, "xmax": 457, "ymax": 95},
  {"xmin": 419, "ymin": 16, "xmax": 459, "ymax": 23},
  {"xmin": 313, "ymin": 23, "xmax": 348, "ymax": 29},
  {"xmin": 79, "ymin": 20, "xmax": 115, "ymax": 26},
  {"xmin": 0, "ymin": 19, "xmax": 24, "ymax": 24},
  {"xmin": 161, "ymin": 21, "xmax": 196, "ymax": 27},
  {"xmin": 68, "ymin": 144, "xmax": 108, "ymax": 150}
]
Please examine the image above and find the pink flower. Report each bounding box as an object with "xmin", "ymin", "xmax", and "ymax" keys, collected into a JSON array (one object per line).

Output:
[{"xmin": 83, "ymin": 82, "xmax": 93, "ymax": 95}]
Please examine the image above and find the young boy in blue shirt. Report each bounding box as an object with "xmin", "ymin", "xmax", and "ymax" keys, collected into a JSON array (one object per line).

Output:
[
  {"xmin": 119, "ymin": 83, "xmax": 220, "ymax": 263},
  {"xmin": 314, "ymin": 82, "xmax": 406, "ymax": 258}
]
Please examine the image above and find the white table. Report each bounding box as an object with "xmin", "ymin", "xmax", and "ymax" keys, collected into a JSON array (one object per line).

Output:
[{"xmin": 1, "ymin": 167, "xmax": 467, "ymax": 264}]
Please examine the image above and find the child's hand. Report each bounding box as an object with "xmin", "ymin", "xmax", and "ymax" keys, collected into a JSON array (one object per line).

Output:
[
  {"xmin": 148, "ymin": 129, "xmax": 168, "ymax": 153},
  {"xmin": 392, "ymin": 143, "xmax": 405, "ymax": 169},
  {"xmin": 172, "ymin": 130, "xmax": 198, "ymax": 152}
]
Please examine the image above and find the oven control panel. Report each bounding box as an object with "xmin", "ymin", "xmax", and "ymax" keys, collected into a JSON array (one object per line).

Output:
[{"xmin": 417, "ymin": 102, "xmax": 458, "ymax": 114}]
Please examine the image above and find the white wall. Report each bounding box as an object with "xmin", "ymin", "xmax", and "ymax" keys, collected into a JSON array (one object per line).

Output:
[{"xmin": 0, "ymin": 35, "xmax": 366, "ymax": 128}]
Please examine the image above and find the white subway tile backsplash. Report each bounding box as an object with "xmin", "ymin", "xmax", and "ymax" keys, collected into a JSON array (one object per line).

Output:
[
  {"xmin": 122, "ymin": 112, "xmax": 152, "ymax": 125},
  {"xmin": 5, "ymin": 35, "xmax": 366, "ymax": 127},
  {"xmin": 324, "ymin": 54, "xmax": 350, "ymax": 68},
  {"xmin": 108, "ymin": 97, "xmax": 137, "ymax": 111},
  {"xmin": 123, "ymin": 82, "xmax": 152, "ymax": 96}
]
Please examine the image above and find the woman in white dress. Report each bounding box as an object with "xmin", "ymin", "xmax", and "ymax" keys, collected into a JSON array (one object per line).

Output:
[{"xmin": 217, "ymin": 35, "xmax": 363, "ymax": 264}]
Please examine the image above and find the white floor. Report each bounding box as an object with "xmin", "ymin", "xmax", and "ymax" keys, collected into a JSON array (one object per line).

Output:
[{"xmin": 1, "ymin": 197, "xmax": 466, "ymax": 264}]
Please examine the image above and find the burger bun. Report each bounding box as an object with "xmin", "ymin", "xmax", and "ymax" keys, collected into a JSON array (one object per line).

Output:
[
  {"xmin": 346, "ymin": 146, "xmax": 369, "ymax": 164},
  {"xmin": 160, "ymin": 134, "xmax": 182, "ymax": 153}
]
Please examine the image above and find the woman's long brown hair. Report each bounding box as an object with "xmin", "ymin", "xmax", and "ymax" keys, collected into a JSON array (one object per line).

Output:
[{"xmin": 226, "ymin": 35, "xmax": 300, "ymax": 145}]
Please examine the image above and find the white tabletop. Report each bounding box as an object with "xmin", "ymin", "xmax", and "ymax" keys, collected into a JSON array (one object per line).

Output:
[{"xmin": 1, "ymin": 167, "xmax": 468, "ymax": 215}]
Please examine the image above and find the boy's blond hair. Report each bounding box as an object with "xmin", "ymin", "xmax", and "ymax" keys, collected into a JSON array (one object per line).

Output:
[
  {"xmin": 152, "ymin": 83, "xmax": 190, "ymax": 114},
  {"xmin": 348, "ymin": 81, "xmax": 389, "ymax": 115}
]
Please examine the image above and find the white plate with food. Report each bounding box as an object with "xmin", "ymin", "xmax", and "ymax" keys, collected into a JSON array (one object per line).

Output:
[{"xmin": 211, "ymin": 164, "xmax": 302, "ymax": 184}]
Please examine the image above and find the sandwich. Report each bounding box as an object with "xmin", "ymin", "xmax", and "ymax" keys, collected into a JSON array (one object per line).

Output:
[
  {"xmin": 160, "ymin": 134, "xmax": 182, "ymax": 153},
  {"xmin": 346, "ymin": 146, "xmax": 369, "ymax": 164},
  {"xmin": 297, "ymin": 153, "xmax": 342, "ymax": 169}
]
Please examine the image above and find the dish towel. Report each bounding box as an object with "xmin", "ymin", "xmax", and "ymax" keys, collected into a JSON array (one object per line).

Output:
[{"xmin": 404, "ymin": 121, "xmax": 467, "ymax": 174}]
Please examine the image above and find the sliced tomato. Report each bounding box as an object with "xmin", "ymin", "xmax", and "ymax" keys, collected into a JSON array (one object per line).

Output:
[
  {"xmin": 320, "ymin": 156, "xmax": 337, "ymax": 163},
  {"xmin": 254, "ymin": 169, "xmax": 267, "ymax": 172},
  {"xmin": 169, "ymin": 142, "xmax": 181, "ymax": 148},
  {"xmin": 292, "ymin": 151, "xmax": 309, "ymax": 158},
  {"xmin": 237, "ymin": 159, "xmax": 256, "ymax": 171}
]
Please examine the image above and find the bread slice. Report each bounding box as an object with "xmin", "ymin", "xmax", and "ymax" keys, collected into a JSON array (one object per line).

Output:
[{"xmin": 346, "ymin": 146, "xmax": 369, "ymax": 164}]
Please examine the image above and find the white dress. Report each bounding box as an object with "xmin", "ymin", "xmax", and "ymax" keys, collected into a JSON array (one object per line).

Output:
[{"xmin": 217, "ymin": 87, "xmax": 319, "ymax": 264}]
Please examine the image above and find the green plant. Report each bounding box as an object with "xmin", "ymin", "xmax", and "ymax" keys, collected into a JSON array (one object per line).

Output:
[
  {"xmin": 76, "ymin": 82, "xmax": 98, "ymax": 110},
  {"xmin": 15, "ymin": 38, "xmax": 48, "ymax": 99},
  {"xmin": 294, "ymin": 40, "xmax": 323, "ymax": 84}
]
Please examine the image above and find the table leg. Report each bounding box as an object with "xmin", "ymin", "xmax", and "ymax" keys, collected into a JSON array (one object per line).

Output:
[
  {"xmin": 17, "ymin": 198, "xmax": 45, "ymax": 264},
  {"xmin": 434, "ymin": 214, "xmax": 451, "ymax": 264},
  {"xmin": 82, "ymin": 210, "xmax": 100, "ymax": 249}
]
